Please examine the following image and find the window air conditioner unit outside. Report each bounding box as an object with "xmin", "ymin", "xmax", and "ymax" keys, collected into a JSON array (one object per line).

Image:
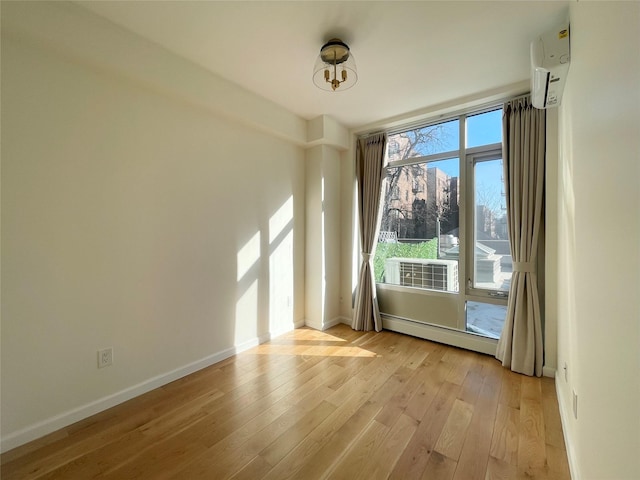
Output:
[{"xmin": 384, "ymin": 257, "xmax": 458, "ymax": 292}]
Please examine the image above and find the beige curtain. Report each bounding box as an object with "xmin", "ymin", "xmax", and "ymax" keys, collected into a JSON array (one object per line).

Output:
[
  {"xmin": 496, "ymin": 97, "xmax": 546, "ymax": 376},
  {"xmin": 352, "ymin": 133, "xmax": 387, "ymax": 332}
]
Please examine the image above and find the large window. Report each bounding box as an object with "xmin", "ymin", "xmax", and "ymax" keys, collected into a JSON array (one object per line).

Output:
[
  {"xmin": 374, "ymin": 107, "xmax": 510, "ymax": 339},
  {"xmin": 376, "ymin": 158, "xmax": 460, "ymax": 293}
]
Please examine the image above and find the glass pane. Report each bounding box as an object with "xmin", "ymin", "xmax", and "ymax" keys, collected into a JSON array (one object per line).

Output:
[
  {"xmin": 467, "ymin": 109, "xmax": 502, "ymax": 148},
  {"xmin": 473, "ymin": 158, "xmax": 511, "ymax": 291},
  {"xmin": 375, "ymin": 158, "xmax": 460, "ymax": 293},
  {"xmin": 466, "ymin": 301, "xmax": 506, "ymax": 339},
  {"xmin": 387, "ymin": 119, "xmax": 459, "ymax": 162}
]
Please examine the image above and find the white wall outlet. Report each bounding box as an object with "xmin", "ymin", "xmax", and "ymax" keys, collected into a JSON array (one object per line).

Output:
[
  {"xmin": 98, "ymin": 347, "xmax": 113, "ymax": 368},
  {"xmin": 572, "ymin": 389, "xmax": 578, "ymax": 419}
]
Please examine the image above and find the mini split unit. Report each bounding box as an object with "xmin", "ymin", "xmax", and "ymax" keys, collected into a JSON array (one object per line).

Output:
[{"xmin": 531, "ymin": 24, "xmax": 571, "ymax": 109}]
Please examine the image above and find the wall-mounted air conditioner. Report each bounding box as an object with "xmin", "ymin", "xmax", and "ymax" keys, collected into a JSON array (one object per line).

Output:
[{"xmin": 531, "ymin": 24, "xmax": 571, "ymax": 109}]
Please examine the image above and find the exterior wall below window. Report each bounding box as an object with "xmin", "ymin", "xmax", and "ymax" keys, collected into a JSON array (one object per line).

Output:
[{"xmin": 377, "ymin": 287, "xmax": 459, "ymax": 330}]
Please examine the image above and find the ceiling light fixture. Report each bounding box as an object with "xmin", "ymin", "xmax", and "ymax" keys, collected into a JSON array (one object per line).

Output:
[{"xmin": 313, "ymin": 38, "xmax": 357, "ymax": 92}]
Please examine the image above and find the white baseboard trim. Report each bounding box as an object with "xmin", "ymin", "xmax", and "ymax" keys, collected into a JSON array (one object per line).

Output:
[
  {"xmin": 304, "ymin": 316, "xmax": 349, "ymax": 331},
  {"xmin": 0, "ymin": 322, "xmax": 303, "ymax": 454},
  {"xmin": 555, "ymin": 375, "xmax": 579, "ymax": 480},
  {"xmin": 303, "ymin": 317, "xmax": 321, "ymax": 330},
  {"xmin": 257, "ymin": 320, "xmax": 306, "ymax": 343},
  {"xmin": 322, "ymin": 316, "xmax": 349, "ymax": 330},
  {"xmin": 542, "ymin": 366, "xmax": 556, "ymax": 378}
]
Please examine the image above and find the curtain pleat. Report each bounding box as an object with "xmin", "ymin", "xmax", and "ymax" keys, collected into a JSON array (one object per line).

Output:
[
  {"xmin": 495, "ymin": 97, "xmax": 546, "ymax": 376},
  {"xmin": 352, "ymin": 133, "xmax": 387, "ymax": 332}
]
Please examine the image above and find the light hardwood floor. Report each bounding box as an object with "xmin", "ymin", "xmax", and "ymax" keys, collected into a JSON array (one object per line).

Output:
[{"xmin": 1, "ymin": 325, "xmax": 571, "ymax": 479}]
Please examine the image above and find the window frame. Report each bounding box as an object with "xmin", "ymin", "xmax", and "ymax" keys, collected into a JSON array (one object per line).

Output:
[
  {"xmin": 380, "ymin": 153, "xmax": 461, "ymax": 294},
  {"xmin": 376, "ymin": 103, "xmax": 508, "ymax": 341},
  {"xmin": 378, "ymin": 108, "xmax": 506, "ymax": 300},
  {"xmin": 362, "ymin": 98, "xmax": 529, "ymax": 348},
  {"xmin": 464, "ymin": 146, "xmax": 509, "ymax": 304}
]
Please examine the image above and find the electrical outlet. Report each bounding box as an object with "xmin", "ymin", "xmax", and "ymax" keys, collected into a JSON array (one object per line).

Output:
[
  {"xmin": 572, "ymin": 390, "xmax": 578, "ymax": 419},
  {"xmin": 564, "ymin": 362, "xmax": 568, "ymax": 382},
  {"xmin": 98, "ymin": 348, "xmax": 113, "ymax": 368}
]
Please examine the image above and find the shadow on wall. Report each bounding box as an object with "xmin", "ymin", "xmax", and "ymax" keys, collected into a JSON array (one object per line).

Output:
[{"xmin": 235, "ymin": 195, "xmax": 296, "ymax": 346}]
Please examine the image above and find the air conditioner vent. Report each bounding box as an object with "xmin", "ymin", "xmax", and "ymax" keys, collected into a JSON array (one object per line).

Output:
[{"xmin": 384, "ymin": 257, "xmax": 458, "ymax": 292}]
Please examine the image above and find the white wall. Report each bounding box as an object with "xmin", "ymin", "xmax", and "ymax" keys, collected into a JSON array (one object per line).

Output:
[
  {"xmin": 305, "ymin": 145, "xmax": 342, "ymax": 330},
  {"xmin": 1, "ymin": 21, "xmax": 306, "ymax": 448},
  {"xmin": 339, "ymin": 146, "xmax": 357, "ymax": 323},
  {"xmin": 544, "ymin": 109, "xmax": 559, "ymax": 374},
  {"xmin": 556, "ymin": 3, "xmax": 640, "ymax": 479}
]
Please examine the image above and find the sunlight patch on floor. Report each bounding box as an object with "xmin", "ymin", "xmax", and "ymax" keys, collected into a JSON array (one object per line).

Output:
[
  {"xmin": 250, "ymin": 344, "xmax": 377, "ymax": 357},
  {"xmin": 276, "ymin": 329, "xmax": 348, "ymax": 342}
]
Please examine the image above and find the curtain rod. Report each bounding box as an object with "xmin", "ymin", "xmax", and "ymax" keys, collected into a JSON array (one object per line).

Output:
[
  {"xmin": 507, "ymin": 92, "xmax": 531, "ymax": 102},
  {"xmin": 504, "ymin": 92, "xmax": 532, "ymax": 105},
  {"xmin": 357, "ymin": 131, "xmax": 386, "ymax": 139},
  {"xmin": 357, "ymin": 91, "xmax": 530, "ymax": 139}
]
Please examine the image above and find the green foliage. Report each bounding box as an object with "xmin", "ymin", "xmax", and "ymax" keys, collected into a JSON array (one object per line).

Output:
[{"xmin": 373, "ymin": 239, "xmax": 438, "ymax": 282}]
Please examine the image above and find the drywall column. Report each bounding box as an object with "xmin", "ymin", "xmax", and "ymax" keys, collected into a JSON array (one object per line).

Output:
[
  {"xmin": 304, "ymin": 115, "xmax": 349, "ymax": 330},
  {"xmin": 305, "ymin": 145, "xmax": 342, "ymax": 330}
]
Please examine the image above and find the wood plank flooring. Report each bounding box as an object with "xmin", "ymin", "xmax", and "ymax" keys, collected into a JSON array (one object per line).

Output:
[{"xmin": 1, "ymin": 325, "xmax": 571, "ymax": 479}]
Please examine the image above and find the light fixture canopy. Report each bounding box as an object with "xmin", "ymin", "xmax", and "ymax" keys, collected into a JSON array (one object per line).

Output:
[{"xmin": 313, "ymin": 38, "xmax": 358, "ymax": 92}]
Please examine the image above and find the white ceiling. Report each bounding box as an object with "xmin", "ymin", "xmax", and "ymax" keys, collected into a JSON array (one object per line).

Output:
[{"xmin": 76, "ymin": 1, "xmax": 569, "ymax": 129}]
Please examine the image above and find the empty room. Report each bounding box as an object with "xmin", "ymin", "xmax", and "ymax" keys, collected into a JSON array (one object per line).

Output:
[{"xmin": 1, "ymin": 1, "xmax": 638, "ymax": 479}]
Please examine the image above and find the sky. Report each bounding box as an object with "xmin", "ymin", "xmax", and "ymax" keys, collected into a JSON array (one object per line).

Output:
[{"xmin": 430, "ymin": 109, "xmax": 502, "ymax": 176}]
